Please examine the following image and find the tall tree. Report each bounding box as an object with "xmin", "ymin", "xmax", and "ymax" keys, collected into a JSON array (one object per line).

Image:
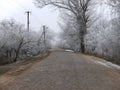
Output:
[{"xmin": 34, "ymin": 0, "xmax": 92, "ymax": 53}]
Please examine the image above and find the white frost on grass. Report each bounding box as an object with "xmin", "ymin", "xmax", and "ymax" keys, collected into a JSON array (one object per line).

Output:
[
  {"xmin": 106, "ymin": 62, "xmax": 120, "ymax": 70},
  {"xmin": 92, "ymin": 59, "xmax": 120, "ymax": 70},
  {"xmin": 93, "ymin": 60, "xmax": 111, "ymax": 68},
  {"xmin": 65, "ymin": 50, "xmax": 74, "ymax": 52}
]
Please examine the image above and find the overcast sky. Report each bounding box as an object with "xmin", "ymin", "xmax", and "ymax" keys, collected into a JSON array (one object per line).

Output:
[{"xmin": 0, "ymin": 0, "xmax": 60, "ymax": 32}]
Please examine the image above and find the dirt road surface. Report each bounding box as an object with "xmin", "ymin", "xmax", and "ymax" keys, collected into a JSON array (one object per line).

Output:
[{"xmin": 1, "ymin": 51, "xmax": 120, "ymax": 90}]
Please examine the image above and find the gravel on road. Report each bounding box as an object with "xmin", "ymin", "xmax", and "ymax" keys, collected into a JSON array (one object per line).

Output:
[{"xmin": 1, "ymin": 51, "xmax": 120, "ymax": 90}]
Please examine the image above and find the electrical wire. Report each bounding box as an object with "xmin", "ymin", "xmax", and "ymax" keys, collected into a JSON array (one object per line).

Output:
[{"xmin": 2, "ymin": 0, "xmax": 44, "ymax": 31}]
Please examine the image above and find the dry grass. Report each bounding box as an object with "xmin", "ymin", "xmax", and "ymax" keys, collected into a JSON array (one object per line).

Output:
[
  {"xmin": 0, "ymin": 52, "xmax": 50, "ymax": 76},
  {"xmin": 0, "ymin": 66, "xmax": 11, "ymax": 75}
]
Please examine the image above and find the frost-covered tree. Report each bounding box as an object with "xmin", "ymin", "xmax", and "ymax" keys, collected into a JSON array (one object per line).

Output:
[
  {"xmin": 0, "ymin": 19, "xmax": 53, "ymax": 64},
  {"xmin": 0, "ymin": 19, "xmax": 27, "ymax": 63},
  {"xmin": 58, "ymin": 11, "xmax": 80, "ymax": 51},
  {"xmin": 85, "ymin": 0, "xmax": 120, "ymax": 64},
  {"xmin": 35, "ymin": 0, "xmax": 94, "ymax": 53}
]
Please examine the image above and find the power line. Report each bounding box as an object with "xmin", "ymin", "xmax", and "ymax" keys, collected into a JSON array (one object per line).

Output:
[
  {"xmin": 5, "ymin": 0, "xmax": 42, "ymax": 31},
  {"xmin": 5, "ymin": 0, "xmax": 25, "ymax": 11},
  {"xmin": 11, "ymin": 0, "xmax": 27, "ymax": 10},
  {"xmin": 13, "ymin": 1, "xmax": 42, "ymax": 25}
]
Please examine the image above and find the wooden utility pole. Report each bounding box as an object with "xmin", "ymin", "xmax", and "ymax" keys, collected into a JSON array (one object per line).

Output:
[
  {"xmin": 43, "ymin": 25, "xmax": 46, "ymax": 52},
  {"xmin": 25, "ymin": 11, "xmax": 31, "ymax": 32},
  {"xmin": 25, "ymin": 11, "xmax": 31, "ymax": 55}
]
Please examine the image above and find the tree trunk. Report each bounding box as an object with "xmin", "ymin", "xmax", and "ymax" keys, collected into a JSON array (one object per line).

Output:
[
  {"xmin": 14, "ymin": 48, "xmax": 20, "ymax": 62},
  {"xmin": 77, "ymin": 16, "xmax": 85, "ymax": 53},
  {"xmin": 13, "ymin": 39, "xmax": 23, "ymax": 62},
  {"xmin": 83, "ymin": 12, "xmax": 87, "ymax": 34}
]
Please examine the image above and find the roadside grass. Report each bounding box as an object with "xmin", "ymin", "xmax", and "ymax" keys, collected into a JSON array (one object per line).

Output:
[
  {"xmin": 0, "ymin": 66, "xmax": 11, "ymax": 75},
  {"xmin": 0, "ymin": 52, "xmax": 50, "ymax": 76},
  {"xmin": 82, "ymin": 53, "xmax": 120, "ymax": 66}
]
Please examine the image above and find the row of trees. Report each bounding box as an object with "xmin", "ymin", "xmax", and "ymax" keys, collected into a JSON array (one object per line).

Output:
[
  {"xmin": 85, "ymin": 0, "xmax": 120, "ymax": 64},
  {"xmin": 34, "ymin": 0, "xmax": 120, "ymax": 64},
  {"xmin": 35, "ymin": 0, "xmax": 93, "ymax": 52},
  {"xmin": 0, "ymin": 19, "xmax": 53, "ymax": 65},
  {"xmin": 59, "ymin": 0, "xmax": 120, "ymax": 64}
]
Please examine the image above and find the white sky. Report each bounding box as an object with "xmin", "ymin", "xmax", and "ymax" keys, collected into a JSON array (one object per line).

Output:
[{"xmin": 0, "ymin": 0, "xmax": 60, "ymax": 32}]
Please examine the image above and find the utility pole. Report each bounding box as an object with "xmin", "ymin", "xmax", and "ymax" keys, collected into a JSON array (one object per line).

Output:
[
  {"xmin": 25, "ymin": 11, "xmax": 31, "ymax": 32},
  {"xmin": 25, "ymin": 11, "xmax": 31, "ymax": 56},
  {"xmin": 43, "ymin": 25, "xmax": 47, "ymax": 52}
]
